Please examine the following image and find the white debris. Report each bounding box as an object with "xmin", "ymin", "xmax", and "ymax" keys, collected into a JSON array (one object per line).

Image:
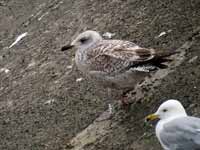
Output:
[
  {"xmin": 108, "ymin": 103, "xmax": 113, "ymax": 114},
  {"xmin": 76, "ymin": 77, "xmax": 84, "ymax": 82},
  {"xmin": 136, "ymin": 21, "xmax": 143, "ymax": 25},
  {"xmin": 155, "ymin": 30, "xmax": 173, "ymax": 39},
  {"xmin": 67, "ymin": 65, "xmax": 73, "ymax": 69},
  {"xmin": 44, "ymin": 99, "xmax": 55, "ymax": 105},
  {"xmin": 188, "ymin": 56, "xmax": 198, "ymax": 63},
  {"xmin": 54, "ymin": 80, "xmax": 59, "ymax": 84},
  {"xmin": 52, "ymin": 1, "xmax": 63, "ymax": 9},
  {"xmin": 0, "ymin": 68, "xmax": 10, "ymax": 73},
  {"xmin": 38, "ymin": 12, "xmax": 49, "ymax": 21},
  {"xmin": 102, "ymin": 32, "xmax": 116, "ymax": 39},
  {"xmin": 156, "ymin": 32, "xmax": 166, "ymax": 38},
  {"xmin": 28, "ymin": 61, "xmax": 36, "ymax": 68},
  {"xmin": 35, "ymin": 10, "xmax": 42, "ymax": 18},
  {"xmin": 9, "ymin": 32, "xmax": 28, "ymax": 48},
  {"xmin": 167, "ymin": 29, "xmax": 172, "ymax": 33}
]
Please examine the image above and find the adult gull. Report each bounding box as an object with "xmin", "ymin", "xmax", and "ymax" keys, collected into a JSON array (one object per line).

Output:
[{"xmin": 146, "ymin": 99, "xmax": 200, "ymax": 150}]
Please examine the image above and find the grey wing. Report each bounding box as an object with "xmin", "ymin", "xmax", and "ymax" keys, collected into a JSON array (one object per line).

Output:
[
  {"xmin": 160, "ymin": 117, "xmax": 200, "ymax": 150},
  {"xmin": 87, "ymin": 40, "xmax": 155, "ymax": 75}
]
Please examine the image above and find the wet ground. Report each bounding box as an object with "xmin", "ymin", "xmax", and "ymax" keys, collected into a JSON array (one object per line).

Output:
[{"xmin": 0, "ymin": 0, "xmax": 200, "ymax": 150}]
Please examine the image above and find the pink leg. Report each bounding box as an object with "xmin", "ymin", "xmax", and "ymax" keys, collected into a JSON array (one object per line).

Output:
[{"xmin": 120, "ymin": 95, "xmax": 130, "ymax": 106}]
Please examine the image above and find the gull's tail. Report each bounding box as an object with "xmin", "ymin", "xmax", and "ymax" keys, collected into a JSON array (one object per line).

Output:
[{"xmin": 150, "ymin": 50, "xmax": 179, "ymax": 69}]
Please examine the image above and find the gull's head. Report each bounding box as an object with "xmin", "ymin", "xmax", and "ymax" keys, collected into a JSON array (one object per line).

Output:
[
  {"xmin": 61, "ymin": 30, "xmax": 102, "ymax": 51},
  {"xmin": 146, "ymin": 99, "xmax": 187, "ymax": 122}
]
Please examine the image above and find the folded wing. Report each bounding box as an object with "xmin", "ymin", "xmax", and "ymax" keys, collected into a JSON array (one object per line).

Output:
[
  {"xmin": 160, "ymin": 117, "xmax": 200, "ymax": 150},
  {"xmin": 87, "ymin": 40, "xmax": 175, "ymax": 74}
]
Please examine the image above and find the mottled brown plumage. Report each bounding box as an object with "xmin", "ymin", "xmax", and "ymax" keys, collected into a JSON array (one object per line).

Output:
[
  {"xmin": 61, "ymin": 30, "xmax": 176, "ymax": 119},
  {"xmin": 61, "ymin": 31, "xmax": 174, "ymax": 89}
]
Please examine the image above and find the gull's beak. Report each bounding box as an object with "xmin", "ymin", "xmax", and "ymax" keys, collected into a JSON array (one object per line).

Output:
[
  {"xmin": 145, "ymin": 113, "xmax": 159, "ymax": 122},
  {"xmin": 61, "ymin": 44, "xmax": 74, "ymax": 51}
]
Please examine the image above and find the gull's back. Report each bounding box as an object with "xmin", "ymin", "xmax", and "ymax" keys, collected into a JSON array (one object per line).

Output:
[
  {"xmin": 159, "ymin": 116, "xmax": 200, "ymax": 150},
  {"xmin": 79, "ymin": 42, "xmax": 164, "ymax": 89}
]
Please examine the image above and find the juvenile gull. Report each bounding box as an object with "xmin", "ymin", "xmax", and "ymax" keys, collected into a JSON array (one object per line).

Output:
[
  {"xmin": 146, "ymin": 99, "xmax": 200, "ymax": 150},
  {"xmin": 61, "ymin": 30, "xmax": 176, "ymax": 119}
]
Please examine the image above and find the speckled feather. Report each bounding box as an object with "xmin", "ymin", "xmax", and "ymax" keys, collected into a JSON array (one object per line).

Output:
[
  {"xmin": 84, "ymin": 40, "xmax": 168, "ymax": 75},
  {"xmin": 64, "ymin": 30, "xmax": 175, "ymax": 89}
]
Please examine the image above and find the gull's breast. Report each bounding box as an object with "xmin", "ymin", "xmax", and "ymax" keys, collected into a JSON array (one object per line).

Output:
[{"xmin": 75, "ymin": 51, "xmax": 89, "ymax": 74}]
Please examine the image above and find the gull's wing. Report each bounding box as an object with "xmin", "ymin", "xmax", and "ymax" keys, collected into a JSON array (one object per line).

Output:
[
  {"xmin": 159, "ymin": 116, "xmax": 200, "ymax": 150},
  {"xmin": 87, "ymin": 40, "xmax": 173, "ymax": 74}
]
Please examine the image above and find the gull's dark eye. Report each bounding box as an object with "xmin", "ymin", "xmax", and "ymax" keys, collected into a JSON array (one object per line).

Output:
[
  {"xmin": 79, "ymin": 37, "xmax": 88, "ymax": 43},
  {"xmin": 163, "ymin": 109, "xmax": 167, "ymax": 112}
]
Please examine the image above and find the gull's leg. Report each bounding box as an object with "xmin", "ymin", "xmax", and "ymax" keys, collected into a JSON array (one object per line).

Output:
[
  {"xmin": 120, "ymin": 95, "xmax": 130, "ymax": 106},
  {"xmin": 96, "ymin": 88, "xmax": 114, "ymax": 121},
  {"xmin": 107, "ymin": 88, "xmax": 113, "ymax": 114},
  {"xmin": 120, "ymin": 89, "xmax": 132, "ymax": 106}
]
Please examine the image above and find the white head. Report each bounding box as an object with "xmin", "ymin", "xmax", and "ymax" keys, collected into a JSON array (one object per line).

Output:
[
  {"xmin": 146, "ymin": 99, "xmax": 187, "ymax": 121},
  {"xmin": 61, "ymin": 30, "xmax": 103, "ymax": 51}
]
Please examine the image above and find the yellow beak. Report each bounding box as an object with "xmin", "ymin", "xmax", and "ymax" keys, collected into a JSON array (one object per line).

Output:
[{"xmin": 145, "ymin": 114, "xmax": 159, "ymax": 122}]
